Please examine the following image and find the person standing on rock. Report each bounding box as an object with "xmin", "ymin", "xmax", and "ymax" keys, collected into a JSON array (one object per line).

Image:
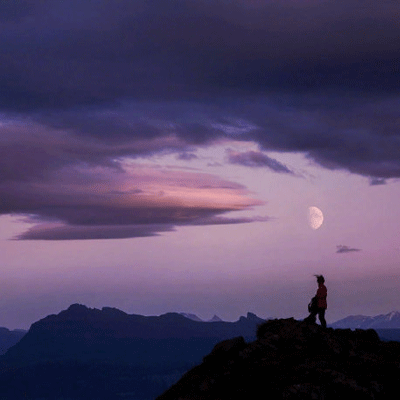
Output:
[{"xmin": 305, "ymin": 275, "xmax": 327, "ymax": 328}]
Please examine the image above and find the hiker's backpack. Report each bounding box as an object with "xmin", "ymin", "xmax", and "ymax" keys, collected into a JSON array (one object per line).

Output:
[{"xmin": 308, "ymin": 296, "xmax": 318, "ymax": 313}]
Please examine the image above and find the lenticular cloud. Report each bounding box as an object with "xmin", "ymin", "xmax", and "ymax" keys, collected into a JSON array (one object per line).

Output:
[{"xmin": 3, "ymin": 152, "xmax": 265, "ymax": 240}]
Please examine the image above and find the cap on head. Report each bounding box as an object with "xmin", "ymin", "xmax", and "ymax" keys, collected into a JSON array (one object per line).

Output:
[{"xmin": 315, "ymin": 274, "xmax": 325, "ymax": 284}]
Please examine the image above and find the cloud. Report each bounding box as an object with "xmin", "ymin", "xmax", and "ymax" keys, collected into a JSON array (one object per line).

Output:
[
  {"xmin": 0, "ymin": 124, "xmax": 267, "ymax": 239},
  {"xmin": 227, "ymin": 150, "xmax": 294, "ymax": 173},
  {"xmin": 1, "ymin": 0, "xmax": 399, "ymax": 111},
  {"xmin": 369, "ymin": 177, "xmax": 387, "ymax": 186},
  {"xmin": 177, "ymin": 152, "xmax": 198, "ymax": 161},
  {"xmin": 336, "ymin": 245, "xmax": 361, "ymax": 254},
  {"xmin": 187, "ymin": 215, "xmax": 271, "ymax": 226},
  {"xmin": 1, "ymin": 0, "xmax": 400, "ymax": 244},
  {"xmin": 0, "ymin": 0, "xmax": 37, "ymax": 23},
  {"xmin": 16, "ymin": 223, "xmax": 176, "ymax": 241},
  {"xmin": 16, "ymin": 216, "xmax": 269, "ymax": 240}
]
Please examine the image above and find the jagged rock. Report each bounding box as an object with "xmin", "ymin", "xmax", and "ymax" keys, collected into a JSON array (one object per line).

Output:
[
  {"xmin": 203, "ymin": 336, "xmax": 246, "ymax": 362},
  {"xmin": 156, "ymin": 318, "xmax": 400, "ymax": 400}
]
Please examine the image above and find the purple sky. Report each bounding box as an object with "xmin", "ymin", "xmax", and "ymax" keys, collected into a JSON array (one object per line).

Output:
[{"xmin": 1, "ymin": 0, "xmax": 400, "ymax": 329}]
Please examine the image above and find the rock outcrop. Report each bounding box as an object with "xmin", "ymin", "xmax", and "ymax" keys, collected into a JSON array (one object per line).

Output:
[{"xmin": 157, "ymin": 318, "xmax": 400, "ymax": 399}]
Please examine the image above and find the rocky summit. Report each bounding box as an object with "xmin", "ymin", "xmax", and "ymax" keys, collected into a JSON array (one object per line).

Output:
[{"xmin": 157, "ymin": 318, "xmax": 400, "ymax": 399}]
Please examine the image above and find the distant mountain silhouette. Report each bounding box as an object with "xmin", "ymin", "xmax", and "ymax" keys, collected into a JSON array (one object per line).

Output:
[
  {"xmin": 0, "ymin": 328, "xmax": 26, "ymax": 355},
  {"xmin": 3, "ymin": 304, "xmax": 264, "ymax": 365},
  {"xmin": 4, "ymin": 305, "xmax": 400, "ymax": 399},
  {"xmin": 331, "ymin": 311, "xmax": 400, "ymax": 329},
  {"xmin": 208, "ymin": 315, "xmax": 223, "ymax": 322},
  {"xmin": 179, "ymin": 313, "xmax": 223, "ymax": 322},
  {"xmin": 180, "ymin": 313, "xmax": 203, "ymax": 322},
  {"xmin": 0, "ymin": 304, "xmax": 265, "ymax": 399},
  {"xmin": 157, "ymin": 318, "xmax": 400, "ymax": 399}
]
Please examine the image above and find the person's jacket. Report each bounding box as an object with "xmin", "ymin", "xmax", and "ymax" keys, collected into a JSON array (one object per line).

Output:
[{"xmin": 316, "ymin": 284, "xmax": 327, "ymax": 309}]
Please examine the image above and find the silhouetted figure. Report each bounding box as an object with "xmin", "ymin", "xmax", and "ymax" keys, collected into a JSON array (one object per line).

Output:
[{"xmin": 305, "ymin": 275, "xmax": 327, "ymax": 328}]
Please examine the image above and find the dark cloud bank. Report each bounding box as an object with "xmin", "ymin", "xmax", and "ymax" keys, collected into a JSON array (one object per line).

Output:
[{"xmin": 1, "ymin": 0, "xmax": 400, "ymax": 239}]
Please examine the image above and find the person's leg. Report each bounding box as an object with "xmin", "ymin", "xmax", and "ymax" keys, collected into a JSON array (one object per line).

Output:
[{"xmin": 318, "ymin": 309, "xmax": 326, "ymax": 328}]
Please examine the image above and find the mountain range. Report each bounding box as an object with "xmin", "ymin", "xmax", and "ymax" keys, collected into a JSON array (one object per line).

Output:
[
  {"xmin": 330, "ymin": 311, "xmax": 400, "ymax": 329},
  {"xmin": 180, "ymin": 310, "xmax": 400, "ymax": 329},
  {"xmin": 0, "ymin": 304, "xmax": 265, "ymax": 400},
  {"xmin": 3, "ymin": 309, "xmax": 400, "ymax": 358},
  {"xmin": 2, "ymin": 304, "xmax": 265, "ymax": 367},
  {"xmin": 1, "ymin": 306, "xmax": 400, "ymax": 399}
]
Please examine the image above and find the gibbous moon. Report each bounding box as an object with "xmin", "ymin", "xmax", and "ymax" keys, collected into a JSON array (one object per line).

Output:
[{"xmin": 308, "ymin": 206, "xmax": 324, "ymax": 230}]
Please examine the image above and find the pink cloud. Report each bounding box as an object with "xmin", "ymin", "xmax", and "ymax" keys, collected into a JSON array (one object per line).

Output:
[{"xmin": 0, "ymin": 124, "xmax": 267, "ymax": 239}]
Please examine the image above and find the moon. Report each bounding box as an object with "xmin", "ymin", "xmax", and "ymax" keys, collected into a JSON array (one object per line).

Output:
[{"xmin": 308, "ymin": 206, "xmax": 324, "ymax": 230}]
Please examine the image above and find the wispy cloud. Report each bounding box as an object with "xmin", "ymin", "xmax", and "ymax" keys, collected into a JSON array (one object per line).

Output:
[
  {"xmin": 16, "ymin": 223, "xmax": 176, "ymax": 241},
  {"xmin": 177, "ymin": 152, "xmax": 198, "ymax": 161},
  {"xmin": 336, "ymin": 245, "xmax": 361, "ymax": 254},
  {"xmin": 369, "ymin": 177, "xmax": 387, "ymax": 186},
  {"xmin": 226, "ymin": 150, "xmax": 294, "ymax": 174},
  {"xmin": 17, "ymin": 216, "xmax": 270, "ymax": 240}
]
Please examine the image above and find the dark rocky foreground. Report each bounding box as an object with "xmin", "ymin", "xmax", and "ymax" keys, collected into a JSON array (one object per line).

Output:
[{"xmin": 157, "ymin": 318, "xmax": 400, "ymax": 399}]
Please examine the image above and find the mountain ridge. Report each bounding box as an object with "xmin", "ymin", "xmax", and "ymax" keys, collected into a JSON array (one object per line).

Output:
[
  {"xmin": 0, "ymin": 304, "xmax": 267, "ymax": 399},
  {"xmin": 330, "ymin": 311, "xmax": 400, "ymax": 329},
  {"xmin": 2, "ymin": 307, "xmax": 400, "ymax": 357},
  {"xmin": 0, "ymin": 328, "xmax": 27, "ymax": 355},
  {"xmin": 1, "ymin": 305, "xmax": 400, "ymax": 399},
  {"xmin": 2, "ymin": 304, "xmax": 266, "ymax": 366}
]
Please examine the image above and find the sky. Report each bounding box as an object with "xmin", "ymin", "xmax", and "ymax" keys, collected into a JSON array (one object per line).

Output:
[{"xmin": 1, "ymin": 0, "xmax": 400, "ymax": 329}]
